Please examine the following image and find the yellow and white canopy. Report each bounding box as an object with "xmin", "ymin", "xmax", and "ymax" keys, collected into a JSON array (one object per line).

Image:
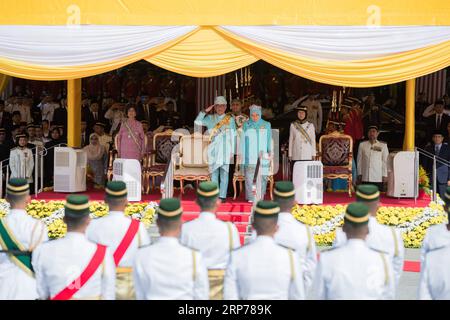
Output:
[{"xmin": 0, "ymin": 0, "xmax": 449, "ymax": 87}]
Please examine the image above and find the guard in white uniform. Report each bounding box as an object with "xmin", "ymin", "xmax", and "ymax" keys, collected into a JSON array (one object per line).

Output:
[
  {"xmin": 420, "ymin": 186, "xmax": 450, "ymax": 264},
  {"xmin": 357, "ymin": 126, "xmax": 389, "ymax": 188},
  {"xmin": 272, "ymin": 181, "xmax": 317, "ymax": 290},
  {"xmin": 224, "ymin": 200, "xmax": 305, "ymax": 300},
  {"xmin": 418, "ymin": 244, "xmax": 450, "ymax": 299},
  {"xmin": 334, "ymin": 185, "xmax": 404, "ymax": 286},
  {"xmin": 32, "ymin": 195, "xmax": 116, "ymax": 300},
  {"xmin": 0, "ymin": 179, "xmax": 48, "ymax": 299},
  {"xmin": 133, "ymin": 198, "xmax": 209, "ymax": 300},
  {"xmin": 288, "ymin": 106, "xmax": 316, "ymax": 161},
  {"xmin": 87, "ymin": 181, "xmax": 150, "ymax": 300},
  {"xmin": 315, "ymin": 202, "xmax": 395, "ymax": 300},
  {"xmin": 181, "ymin": 181, "xmax": 240, "ymax": 299},
  {"xmin": 300, "ymin": 95, "xmax": 322, "ymax": 134},
  {"xmin": 9, "ymin": 134, "xmax": 34, "ymax": 184}
]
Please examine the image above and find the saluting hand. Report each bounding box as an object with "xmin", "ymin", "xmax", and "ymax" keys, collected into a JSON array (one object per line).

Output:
[{"xmin": 204, "ymin": 105, "xmax": 215, "ymax": 113}]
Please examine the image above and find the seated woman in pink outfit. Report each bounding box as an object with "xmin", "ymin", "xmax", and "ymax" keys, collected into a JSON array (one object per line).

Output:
[{"xmin": 116, "ymin": 105, "xmax": 145, "ymax": 161}]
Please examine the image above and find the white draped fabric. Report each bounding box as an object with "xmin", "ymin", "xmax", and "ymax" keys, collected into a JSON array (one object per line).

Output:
[
  {"xmin": 0, "ymin": 25, "xmax": 197, "ymax": 66},
  {"xmin": 0, "ymin": 25, "xmax": 448, "ymax": 66},
  {"xmin": 221, "ymin": 26, "xmax": 450, "ymax": 61}
]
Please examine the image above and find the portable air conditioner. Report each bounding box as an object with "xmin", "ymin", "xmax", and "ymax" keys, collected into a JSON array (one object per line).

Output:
[
  {"xmin": 293, "ymin": 161, "xmax": 323, "ymax": 204},
  {"xmin": 53, "ymin": 147, "xmax": 87, "ymax": 192},
  {"xmin": 112, "ymin": 158, "xmax": 142, "ymax": 201},
  {"xmin": 387, "ymin": 151, "xmax": 418, "ymax": 198}
]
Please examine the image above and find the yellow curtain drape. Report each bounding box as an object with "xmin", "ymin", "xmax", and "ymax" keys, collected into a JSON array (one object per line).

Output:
[
  {"xmin": 2, "ymin": 0, "xmax": 449, "ymax": 26},
  {"xmin": 0, "ymin": 74, "xmax": 10, "ymax": 94},
  {"xmin": 0, "ymin": 26, "xmax": 448, "ymax": 87},
  {"xmin": 0, "ymin": 27, "xmax": 199, "ymax": 80},
  {"xmin": 147, "ymin": 27, "xmax": 258, "ymax": 77},
  {"xmin": 213, "ymin": 27, "xmax": 450, "ymax": 87}
]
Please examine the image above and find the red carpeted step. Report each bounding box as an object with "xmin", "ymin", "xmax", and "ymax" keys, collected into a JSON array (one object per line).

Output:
[
  {"xmin": 235, "ymin": 224, "xmax": 248, "ymax": 233},
  {"xmin": 181, "ymin": 213, "xmax": 251, "ymax": 223}
]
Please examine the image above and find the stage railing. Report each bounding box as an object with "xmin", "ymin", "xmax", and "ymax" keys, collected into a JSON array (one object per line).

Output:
[
  {"xmin": 416, "ymin": 146, "xmax": 450, "ymax": 203},
  {"xmin": 0, "ymin": 143, "xmax": 66, "ymax": 197}
]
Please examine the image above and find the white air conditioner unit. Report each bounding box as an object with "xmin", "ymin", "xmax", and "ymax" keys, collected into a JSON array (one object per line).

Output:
[
  {"xmin": 293, "ymin": 161, "xmax": 323, "ymax": 204},
  {"xmin": 112, "ymin": 158, "xmax": 142, "ymax": 202},
  {"xmin": 387, "ymin": 151, "xmax": 418, "ymax": 198},
  {"xmin": 54, "ymin": 147, "xmax": 87, "ymax": 192}
]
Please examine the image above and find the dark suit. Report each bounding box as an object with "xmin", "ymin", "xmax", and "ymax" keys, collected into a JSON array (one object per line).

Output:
[
  {"xmin": 52, "ymin": 107, "xmax": 67, "ymax": 127},
  {"xmin": 424, "ymin": 142, "xmax": 450, "ymax": 199},
  {"xmin": 0, "ymin": 111, "xmax": 11, "ymax": 130},
  {"xmin": 426, "ymin": 113, "xmax": 450, "ymax": 138},
  {"xmin": 86, "ymin": 110, "xmax": 106, "ymax": 135},
  {"xmin": 136, "ymin": 102, "xmax": 158, "ymax": 130}
]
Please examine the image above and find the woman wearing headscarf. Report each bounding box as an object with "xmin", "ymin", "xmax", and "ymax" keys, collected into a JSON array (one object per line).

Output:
[
  {"xmin": 116, "ymin": 105, "xmax": 145, "ymax": 161},
  {"xmin": 83, "ymin": 133, "xmax": 107, "ymax": 188},
  {"xmin": 43, "ymin": 127, "xmax": 63, "ymax": 187},
  {"xmin": 241, "ymin": 104, "xmax": 273, "ymax": 202},
  {"xmin": 288, "ymin": 105, "xmax": 316, "ymax": 173}
]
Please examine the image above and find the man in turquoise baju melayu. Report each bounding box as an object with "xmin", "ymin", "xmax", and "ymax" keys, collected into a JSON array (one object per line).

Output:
[
  {"xmin": 241, "ymin": 104, "xmax": 272, "ymax": 202},
  {"xmin": 194, "ymin": 96, "xmax": 236, "ymax": 201}
]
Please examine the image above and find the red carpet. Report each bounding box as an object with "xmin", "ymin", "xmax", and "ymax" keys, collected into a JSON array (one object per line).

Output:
[{"xmin": 33, "ymin": 189, "xmax": 431, "ymax": 212}]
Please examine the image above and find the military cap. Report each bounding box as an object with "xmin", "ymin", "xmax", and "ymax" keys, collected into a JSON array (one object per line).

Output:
[
  {"xmin": 295, "ymin": 106, "xmax": 308, "ymax": 112},
  {"xmin": 356, "ymin": 184, "xmax": 380, "ymax": 202},
  {"xmin": 254, "ymin": 200, "xmax": 280, "ymax": 218},
  {"xmin": 157, "ymin": 198, "xmax": 182, "ymax": 219},
  {"xmin": 432, "ymin": 130, "xmax": 444, "ymax": 137},
  {"xmin": 368, "ymin": 125, "xmax": 379, "ymax": 131},
  {"xmin": 105, "ymin": 181, "xmax": 127, "ymax": 199},
  {"xmin": 15, "ymin": 134, "xmax": 27, "ymax": 139},
  {"xmin": 94, "ymin": 122, "xmax": 106, "ymax": 128},
  {"xmin": 0, "ymin": 128, "xmax": 6, "ymax": 133},
  {"xmin": 26, "ymin": 124, "xmax": 34, "ymax": 129},
  {"xmin": 344, "ymin": 202, "xmax": 369, "ymax": 225},
  {"xmin": 6, "ymin": 178, "xmax": 29, "ymax": 196},
  {"xmin": 64, "ymin": 195, "xmax": 90, "ymax": 217},
  {"xmin": 197, "ymin": 181, "xmax": 219, "ymax": 198},
  {"xmin": 273, "ymin": 181, "xmax": 295, "ymax": 199},
  {"xmin": 140, "ymin": 120, "xmax": 150, "ymax": 125}
]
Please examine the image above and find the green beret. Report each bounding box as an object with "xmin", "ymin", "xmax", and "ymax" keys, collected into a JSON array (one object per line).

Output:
[
  {"xmin": 356, "ymin": 184, "xmax": 380, "ymax": 202},
  {"xmin": 6, "ymin": 178, "xmax": 29, "ymax": 196},
  {"xmin": 254, "ymin": 200, "xmax": 280, "ymax": 218},
  {"xmin": 105, "ymin": 181, "xmax": 127, "ymax": 198},
  {"xmin": 444, "ymin": 187, "xmax": 450, "ymax": 206},
  {"xmin": 158, "ymin": 198, "xmax": 182, "ymax": 219},
  {"xmin": 273, "ymin": 181, "xmax": 295, "ymax": 199},
  {"xmin": 197, "ymin": 181, "xmax": 219, "ymax": 198},
  {"xmin": 65, "ymin": 195, "xmax": 90, "ymax": 217},
  {"xmin": 344, "ymin": 202, "xmax": 369, "ymax": 225}
]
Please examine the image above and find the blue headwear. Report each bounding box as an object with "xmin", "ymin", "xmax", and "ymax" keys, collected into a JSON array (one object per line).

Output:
[{"xmin": 248, "ymin": 104, "xmax": 264, "ymax": 128}]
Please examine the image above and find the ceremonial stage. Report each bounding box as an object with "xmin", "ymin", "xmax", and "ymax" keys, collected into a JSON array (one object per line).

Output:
[{"xmin": 32, "ymin": 189, "xmax": 431, "ymax": 213}]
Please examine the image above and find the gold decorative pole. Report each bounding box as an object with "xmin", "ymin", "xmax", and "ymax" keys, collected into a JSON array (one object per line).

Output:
[
  {"xmin": 404, "ymin": 78, "xmax": 416, "ymax": 151},
  {"xmin": 67, "ymin": 79, "xmax": 81, "ymax": 147}
]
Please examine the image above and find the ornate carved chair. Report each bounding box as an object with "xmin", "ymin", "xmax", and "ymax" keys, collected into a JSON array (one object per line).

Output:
[
  {"xmin": 318, "ymin": 131, "xmax": 353, "ymax": 197},
  {"xmin": 144, "ymin": 130, "xmax": 183, "ymax": 193},
  {"xmin": 173, "ymin": 133, "xmax": 210, "ymax": 194}
]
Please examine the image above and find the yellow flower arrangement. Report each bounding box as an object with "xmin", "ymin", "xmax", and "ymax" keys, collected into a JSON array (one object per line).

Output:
[
  {"xmin": 0, "ymin": 197, "xmax": 445, "ymax": 248},
  {"xmin": 418, "ymin": 165, "xmax": 430, "ymax": 193},
  {"xmin": 292, "ymin": 201, "xmax": 447, "ymax": 248}
]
